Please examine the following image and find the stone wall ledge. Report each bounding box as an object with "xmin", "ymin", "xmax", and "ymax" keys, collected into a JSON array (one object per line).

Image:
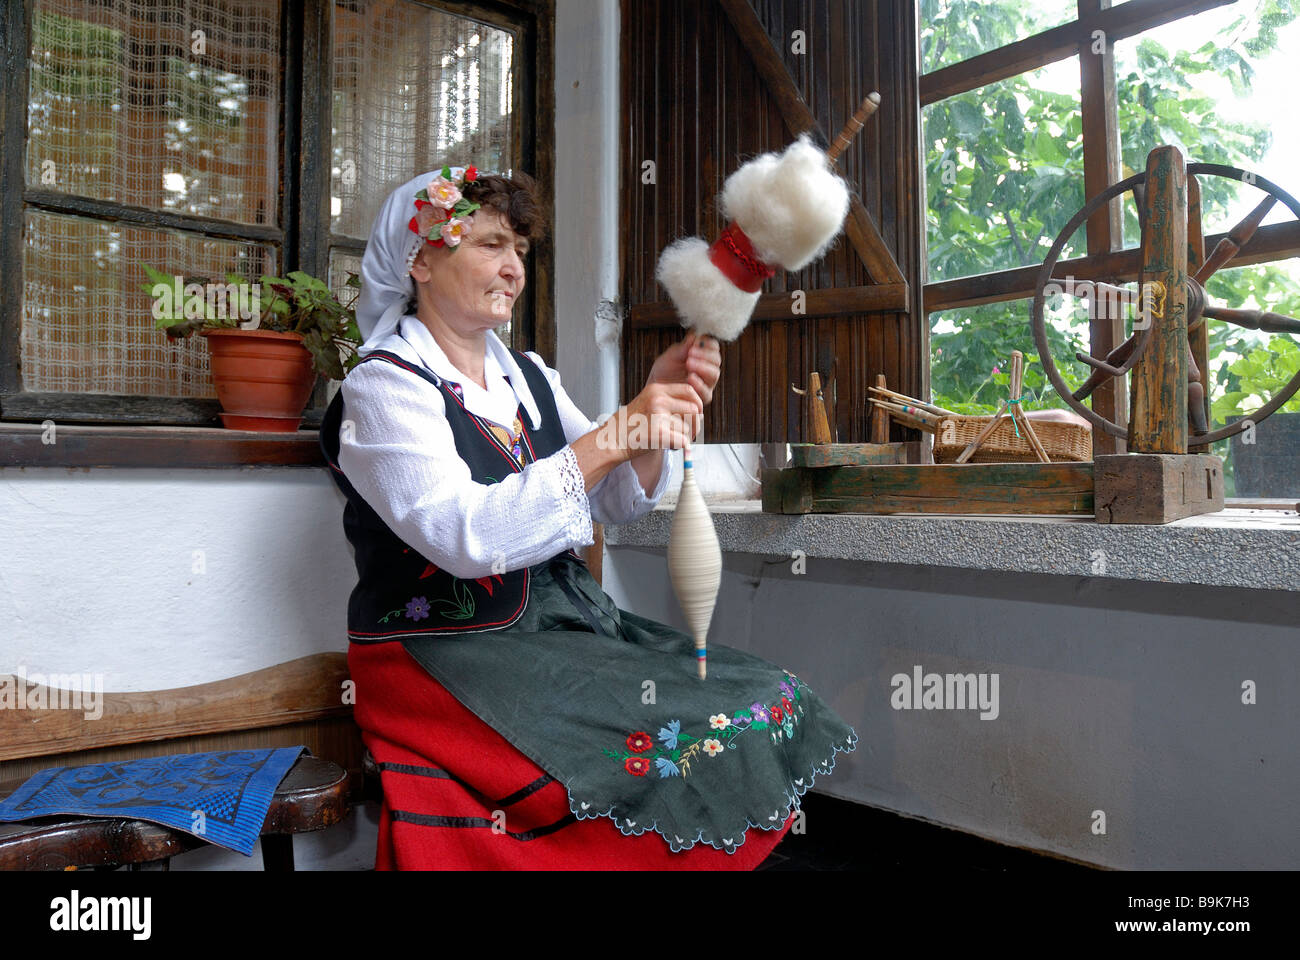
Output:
[{"xmin": 605, "ymin": 500, "xmax": 1300, "ymax": 593}]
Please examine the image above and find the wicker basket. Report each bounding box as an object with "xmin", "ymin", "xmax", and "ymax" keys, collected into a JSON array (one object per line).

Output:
[{"xmin": 932, "ymin": 415, "xmax": 1092, "ymax": 463}]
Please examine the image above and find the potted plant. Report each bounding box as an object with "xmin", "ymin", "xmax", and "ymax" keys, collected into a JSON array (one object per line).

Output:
[{"xmin": 143, "ymin": 265, "xmax": 363, "ymax": 431}]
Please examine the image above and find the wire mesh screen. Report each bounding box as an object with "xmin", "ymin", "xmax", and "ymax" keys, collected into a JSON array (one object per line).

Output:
[
  {"xmin": 22, "ymin": 210, "xmax": 273, "ymax": 396},
  {"xmin": 26, "ymin": 0, "xmax": 281, "ymax": 224},
  {"xmin": 328, "ymin": 250, "xmax": 363, "ymax": 308},
  {"xmin": 328, "ymin": 248, "xmax": 364, "ymax": 353},
  {"xmin": 331, "ymin": 0, "xmax": 516, "ymax": 241},
  {"xmin": 21, "ymin": 0, "xmax": 281, "ymax": 399}
]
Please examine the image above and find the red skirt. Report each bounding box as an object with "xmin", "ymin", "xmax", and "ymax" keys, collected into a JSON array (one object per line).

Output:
[{"xmin": 350, "ymin": 641, "xmax": 793, "ymax": 870}]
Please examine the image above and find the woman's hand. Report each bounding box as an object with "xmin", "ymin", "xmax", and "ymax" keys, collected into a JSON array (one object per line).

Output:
[
  {"xmin": 646, "ymin": 331, "xmax": 722, "ymax": 407},
  {"xmin": 618, "ymin": 381, "xmax": 704, "ymax": 453},
  {"xmin": 571, "ymin": 381, "xmax": 701, "ymax": 493}
]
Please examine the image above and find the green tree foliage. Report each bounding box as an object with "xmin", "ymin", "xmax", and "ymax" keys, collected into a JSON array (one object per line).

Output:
[{"xmin": 1212, "ymin": 335, "xmax": 1300, "ymax": 421}]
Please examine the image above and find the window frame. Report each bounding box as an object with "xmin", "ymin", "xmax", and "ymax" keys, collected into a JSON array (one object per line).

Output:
[
  {"xmin": 0, "ymin": 0, "xmax": 555, "ymax": 468},
  {"xmin": 919, "ymin": 0, "xmax": 1300, "ymax": 455}
]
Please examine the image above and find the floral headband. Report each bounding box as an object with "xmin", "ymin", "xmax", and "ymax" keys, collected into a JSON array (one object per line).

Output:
[{"xmin": 408, "ymin": 165, "xmax": 482, "ymax": 257}]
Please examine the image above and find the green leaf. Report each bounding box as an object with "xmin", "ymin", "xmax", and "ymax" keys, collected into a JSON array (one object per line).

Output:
[
  {"xmin": 1033, "ymin": 127, "xmax": 1066, "ymax": 165},
  {"xmin": 949, "ymin": 100, "xmax": 984, "ymax": 137},
  {"xmin": 141, "ymin": 263, "xmax": 175, "ymax": 287}
]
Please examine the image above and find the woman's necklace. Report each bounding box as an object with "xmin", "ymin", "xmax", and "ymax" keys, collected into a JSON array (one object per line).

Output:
[
  {"xmin": 446, "ymin": 366, "xmax": 525, "ymax": 468},
  {"xmin": 486, "ymin": 416, "xmax": 525, "ymax": 468}
]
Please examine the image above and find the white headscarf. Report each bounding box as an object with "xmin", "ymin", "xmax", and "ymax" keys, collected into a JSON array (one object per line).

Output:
[{"xmin": 355, "ymin": 170, "xmax": 543, "ymax": 430}]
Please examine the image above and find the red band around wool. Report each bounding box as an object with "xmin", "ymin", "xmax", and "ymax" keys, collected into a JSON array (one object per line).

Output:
[{"xmin": 708, "ymin": 222, "xmax": 776, "ymax": 293}]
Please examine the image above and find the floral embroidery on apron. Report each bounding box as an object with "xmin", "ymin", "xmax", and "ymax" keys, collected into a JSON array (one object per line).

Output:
[{"xmin": 603, "ymin": 673, "xmax": 807, "ymax": 779}]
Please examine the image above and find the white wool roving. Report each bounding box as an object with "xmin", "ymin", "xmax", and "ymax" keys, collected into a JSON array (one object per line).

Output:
[
  {"xmin": 721, "ymin": 134, "xmax": 850, "ymax": 271},
  {"xmin": 655, "ymin": 237, "xmax": 761, "ymax": 342}
]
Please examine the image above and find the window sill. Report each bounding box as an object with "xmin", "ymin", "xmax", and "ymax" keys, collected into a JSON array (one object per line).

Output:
[
  {"xmin": 0, "ymin": 423, "xmax": 325, "ymax": 468},
  {"xmin": 606, "ymin": 499, "xmax": 1300, "ymax": 593}
]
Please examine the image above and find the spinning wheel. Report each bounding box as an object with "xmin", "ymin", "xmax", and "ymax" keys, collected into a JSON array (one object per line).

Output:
[
  {"xmin": 763, "ymin": 145, "xmax": 1296, "ymax": 524},
  {"xmin": 1031, "ymin": 146, "xmax": 1300, "ymax": 449}
]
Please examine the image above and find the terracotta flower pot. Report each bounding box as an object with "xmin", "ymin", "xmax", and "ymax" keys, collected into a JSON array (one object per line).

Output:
[{"xmin": 200, "ymin": 328, "xmax": 318, "ymax": 431}]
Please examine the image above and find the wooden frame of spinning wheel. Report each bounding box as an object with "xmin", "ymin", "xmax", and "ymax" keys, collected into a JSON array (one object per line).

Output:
[{"xmin": 1089, "ymin": 144, "xmax": 1224, "ymax": 523}]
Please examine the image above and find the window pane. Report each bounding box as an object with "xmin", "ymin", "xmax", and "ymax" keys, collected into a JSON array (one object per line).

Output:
[
  {"xmin": 920, "ymin": 0, "xmax": 1079, "ymax": 74},
  {"xmin": 930, "ymin": 298, "xmax": 1091, "ymax": 415},
  {"xmin": 1114, "ymin": 4, "xmax": 1300, "ymax": 247},
  {"xmin": 22, "ymin": 210, "xmax": 274, "ymax": 396},
  {"xmin": 27, "ymin": 0, "xmax": 281, "ymax": 225},
  {"xmin": 1202, "ymin": 263, "xmax": 1300, "ymax": 497},
  {"xmin": 328, "ymin": 249, "xmax": 363, "ymax": 307},
  {"xmin": 924, "ymin": 60, "xmax": 1086, "ymax": 284},
  {"xmin": 331, "ymin": 0, "xmax": 516, "ymax": 241},
  {"xmin": 1112, "ymin": 6, "xmax": 1300, "ymax": 492}
]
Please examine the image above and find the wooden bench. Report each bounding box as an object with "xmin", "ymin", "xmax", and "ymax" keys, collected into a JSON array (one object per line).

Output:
[
  {"xmin": 0, "ymin": 654, "xmax": 367, "ymax": 870},
  {"xmin": 0, "ymin": 755, "xmax": 350, "ymax": 871}
]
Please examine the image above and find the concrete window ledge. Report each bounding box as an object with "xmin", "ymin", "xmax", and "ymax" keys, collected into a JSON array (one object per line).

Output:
[{"xmin": 606, "ymin": 499, "xmax": 1300, "ymax": 593}]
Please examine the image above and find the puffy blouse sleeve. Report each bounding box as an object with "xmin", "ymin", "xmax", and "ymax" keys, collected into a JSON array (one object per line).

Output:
[
  {"xmin": 520, "ymin": 351, "xmax": 676, "ymax": 525},
  {"xmin": 336, "ymin": 357, "xmax": 595, "ymax": 580}
]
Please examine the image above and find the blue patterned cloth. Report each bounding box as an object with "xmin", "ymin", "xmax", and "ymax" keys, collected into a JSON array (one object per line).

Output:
[{"xmin": 0, "ymin": 747, "xmax": 306, "ymax": 856}]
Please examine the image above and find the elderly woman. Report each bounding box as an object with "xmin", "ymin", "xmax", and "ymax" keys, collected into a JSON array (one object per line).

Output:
[{"xmin": 321, "ymin": 166, "xmax": 856, "ymax": 870}]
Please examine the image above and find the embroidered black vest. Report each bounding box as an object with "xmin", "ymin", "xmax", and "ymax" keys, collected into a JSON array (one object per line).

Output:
[{"xmin": 320, "ymin": 341, "xmax": 580, "ymax": 642}]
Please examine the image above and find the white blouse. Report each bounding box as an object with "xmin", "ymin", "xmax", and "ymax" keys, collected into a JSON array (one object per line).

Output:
[{"xmin": 336, "ymin": 315, "xmax": 676, "ymax": 580}]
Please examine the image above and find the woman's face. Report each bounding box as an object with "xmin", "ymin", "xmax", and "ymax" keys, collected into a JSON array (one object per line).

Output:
[{"xmin": 410, "ymin": 209, "xmax": 529, "ymax": 334}]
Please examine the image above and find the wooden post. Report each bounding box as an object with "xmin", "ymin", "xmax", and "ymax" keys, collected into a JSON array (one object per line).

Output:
[
  {"xmin": 870, "ymin": 374, "xmax": 890, "ymax": 443},
  {"xmin": 808, "ymin": 373, "xmax": 833, "ymax": 444},
  {"xmin": 1187, "ymin": 176, "xmax": 1211, "ymax": 454},
  {"xmin": 1079, "ymin": 0, "xmax": 1127, "ymax": 457},
  {"xmin": 792, "ymin": 373, "xmax": 834, "ymax": 444},
  {"xmin": 1129, "ymin": 145, "xmax": 1188, "ymax": 454}
]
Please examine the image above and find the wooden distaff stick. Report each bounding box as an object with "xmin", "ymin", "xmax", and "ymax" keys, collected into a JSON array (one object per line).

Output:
[
  {"xmin": 828, "ymin": 93, "xmax": 882, "ymax": 163},
  {"xmin": 868, "ymin": 386, "xmax": 957, "ymax": 418},
  {"xmin": 868, "ymin": 398, "xmax": 942, "ymax": 433},
  {"xmin": 667, "ymin": 96, "xmax": 881, "ymax": 678}
]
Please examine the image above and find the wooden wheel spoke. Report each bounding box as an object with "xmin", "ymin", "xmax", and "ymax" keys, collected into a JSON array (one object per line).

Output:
[
  {"xmin": 1072, "ymin": 331, "xmax": 1141, "ymax": 401},
  {"xmin": 1188, "ymin": 380, "xmax": 1209, "ymax": 434},
  {"xmin": 1053, "ymin": 279, "xmax": 1139, "ymax": 309},
  {"xmin": 1073, "ymin": 350, "xmax": 1127, "ymax": 377},
  {"xmin": 1202, "ymin": 303, "xmax": 1300, "ymax": 335},
  {"xmin": 1193, "ymin": 195, "xmax": 1278, "ymax": 284},
  {"xmin": 1131, "ymin": 182, "xmax": 1148, "ymax": 235}
]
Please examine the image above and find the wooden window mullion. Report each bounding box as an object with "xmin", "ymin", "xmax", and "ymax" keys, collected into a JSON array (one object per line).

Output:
[
  {"xmin": 297, "ymin": 0, "xmax": 331, "ymax": 282},
  {"xmin": 280, "ymin": 0, "xmax": 302, "ymax": 274},
  {"xmin": 0, "ymin": 0, "xmax": 31, "ymax": 396},
  {"xmin": 921, "ymin": 0, "xmax": 1236, "ymax": 106},
  {"xmin": 1078, "ymin": 0, "xmax": 1127, "ymax": 455},
  {"xmin": 295, "ymin": 0, "xmax": 332, "ymax": 413}
]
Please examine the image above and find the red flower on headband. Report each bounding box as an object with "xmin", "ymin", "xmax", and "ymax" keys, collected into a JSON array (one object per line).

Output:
[{"xmin": 408, "ymin": 164, "xmax": 481, "ymax": 250}]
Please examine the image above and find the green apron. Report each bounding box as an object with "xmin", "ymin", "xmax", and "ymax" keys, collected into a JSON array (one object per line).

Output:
[{"xmin": 400, "ymin": 551, "xmax": 858, "ymax": 854}]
